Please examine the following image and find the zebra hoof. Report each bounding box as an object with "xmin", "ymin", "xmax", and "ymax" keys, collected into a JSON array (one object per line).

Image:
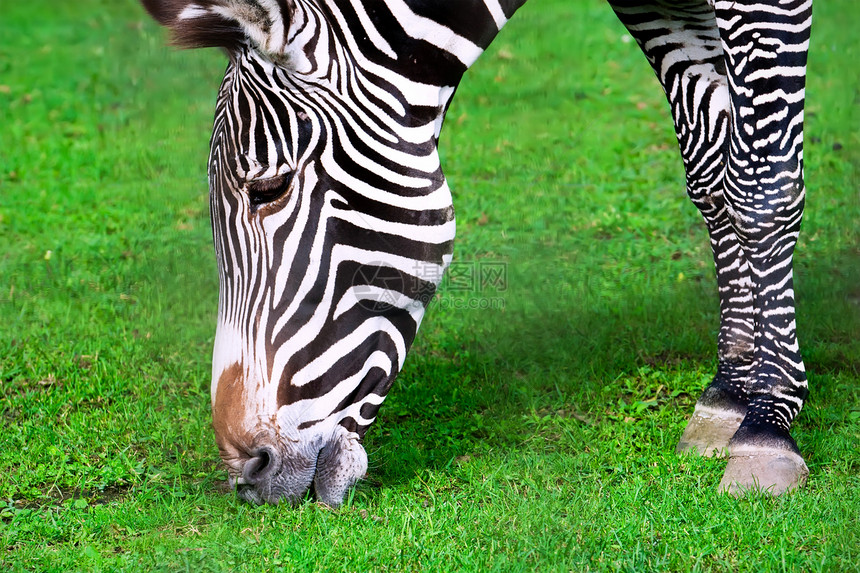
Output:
[
  {"xmin": 718, "ymin": 450, "xmax": 808, "ymax": 496},
  {"xmin": 676, "ymin": 405, "xmax": 744, "ymax": 458}
]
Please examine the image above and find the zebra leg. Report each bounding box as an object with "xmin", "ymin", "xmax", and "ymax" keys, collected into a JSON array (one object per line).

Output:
[
  {"xmin": 611, "ymin": 0, "xmax": 812, "ymax": 494},
  {"xmin": 711, "ymin": 0, "xmax": 812, "ymax": 495},
  {"xmin": 608, "ymin": 0, "xmax": 753, "ymax": 457}
]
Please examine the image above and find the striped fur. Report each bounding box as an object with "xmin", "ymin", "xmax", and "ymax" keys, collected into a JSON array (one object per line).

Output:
[{"xmin": 140, "ymin": 0, "xmax": 814, "ymax": 504}]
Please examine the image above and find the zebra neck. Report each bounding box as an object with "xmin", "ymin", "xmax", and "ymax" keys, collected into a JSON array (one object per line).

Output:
[
  {"xmin": 293, "ymin": 0, "xmax": 527, "ymax": 93},
  {"xmin": 373, "ymin": 0, "xmax": 527, "ymax": 76},
  {"xmin": 360, "ymin": 0, "xmax": 527, "ymax": 140}
]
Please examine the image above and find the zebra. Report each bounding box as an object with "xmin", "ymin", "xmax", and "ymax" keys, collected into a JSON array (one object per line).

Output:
[{"xmin": 139, "ymin": 0, "xmax": 813, "ymax": 506}]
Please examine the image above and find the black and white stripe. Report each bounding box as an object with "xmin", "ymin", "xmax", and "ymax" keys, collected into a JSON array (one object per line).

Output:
[{"xmin": 140, "ymin": 0, "xmax": 814, "ymax": 503}]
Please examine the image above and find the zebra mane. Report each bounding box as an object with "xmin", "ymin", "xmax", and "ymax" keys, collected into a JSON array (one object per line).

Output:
[{"xmin": 141, "ymin": 0, "xmax": 287, "ymax": 52}]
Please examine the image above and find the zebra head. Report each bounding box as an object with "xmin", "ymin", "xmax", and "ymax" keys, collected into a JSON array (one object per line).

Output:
[{"xmin": 141, "ymin": 0, "xmax": 502, "ymax": 505}]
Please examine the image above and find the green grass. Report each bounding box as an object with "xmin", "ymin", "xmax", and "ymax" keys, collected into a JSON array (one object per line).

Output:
[{"xmin": 1, "ymin": 0, "xmax": 858, "ymax": 571}]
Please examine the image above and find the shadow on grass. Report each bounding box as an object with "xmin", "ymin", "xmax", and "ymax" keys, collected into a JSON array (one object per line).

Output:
[{"xmin": 363, "ymin": 241, "xmax": 860, "ymax": 489}]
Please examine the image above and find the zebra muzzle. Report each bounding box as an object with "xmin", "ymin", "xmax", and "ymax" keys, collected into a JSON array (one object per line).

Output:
[{"xmin": 230, "ymin": 428, "xmax": 367, "ymax": 506}]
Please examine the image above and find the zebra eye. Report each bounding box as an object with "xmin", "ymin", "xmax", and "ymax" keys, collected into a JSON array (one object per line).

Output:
[{"xmin": 246, "ymin": 172, "xmax": 293, "ymax": 209}]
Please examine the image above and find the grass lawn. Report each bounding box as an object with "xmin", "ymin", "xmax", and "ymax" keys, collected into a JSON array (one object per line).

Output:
[{"xmin": 1, "ymin": 0, "xmax": 858, "ymax": 571}]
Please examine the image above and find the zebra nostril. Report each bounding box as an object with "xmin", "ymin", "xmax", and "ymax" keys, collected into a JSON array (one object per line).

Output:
[{"xmin": 242, "ymin": 447, "xmax": 278, "ymax": 485}]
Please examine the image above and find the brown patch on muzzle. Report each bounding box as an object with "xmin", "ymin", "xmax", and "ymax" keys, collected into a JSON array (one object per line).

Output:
[{"xmin": 212, "ymin": 362, "xmax": 253, "ymax": 460}]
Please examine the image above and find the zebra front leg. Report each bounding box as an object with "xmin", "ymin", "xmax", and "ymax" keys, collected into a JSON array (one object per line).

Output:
[
  {"xmin": 712, "ymin": 0, "xmax": 812, "ymax": 495},
  {"xmin": 608, "ymin": 0, "xmax": 755, "ymax": 457},
  {"xmin": 673, "ymin": 114, "xmax": 757, "ymax": 458},
  {"xmin": 610, "ymin": 0, "xmax": 812, "ymax": 494},
  {"xmin": 675, "ymin": 199, "xmax": 753, "ymax": 458}
]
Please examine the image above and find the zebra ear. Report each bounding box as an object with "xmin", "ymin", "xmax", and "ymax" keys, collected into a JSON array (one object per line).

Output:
[
  {"xmin": 140, "ymin": 1, "xmax": 296, "ymax": 55},
  {"xmin": 139, "ymin": 0, "xmax": 246, "ymax": 51}
]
